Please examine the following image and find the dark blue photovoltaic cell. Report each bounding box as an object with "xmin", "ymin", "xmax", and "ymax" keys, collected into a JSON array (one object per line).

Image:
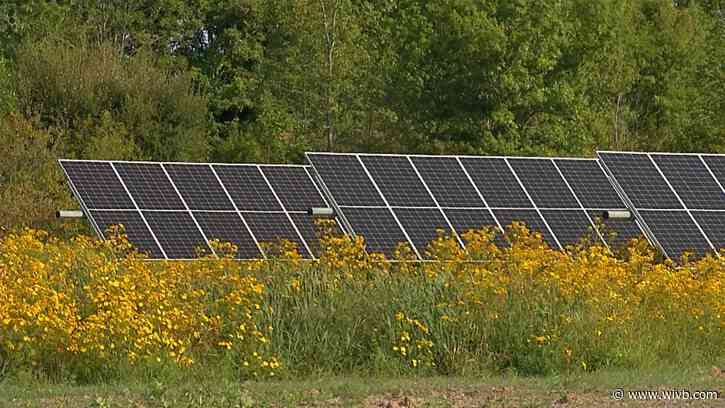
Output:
[
  {"xmin": 410, "ymin": 157, "xmax": 485, "ymax": 207},
  {"xmin": 360, "ymin": 155, "xmax": 435, "ymax": 207},
  {"xmin": 598, "ymin": 153, "xmax": 682, "ymax": 209},
  {"xmin": 443, "ymin": 208, "xmax": 499, "ymax": 236},
  {"xmin": 193, "ymin": 211, "xmax": 261, "ymax": 259},
  {"xmin": 90, "ymin": 210, "xmax": 164, "ymax": 258},
  {"xmin": 493, "ymin": 209, "xmax": 558, "ymax": 248},
  {"xmin": 702, "ymin": 156, "xmax": 725, "ymax": 190},
  {"xmin": 289, "ymin": 213, "xmax": 342, "ymax": 257},
  {"xmin": 213, "ymin": 165, "xmax": 282, "ymax": 211},
  {"xmin": 638, "ymin": 210, "xmax": 711, "ymax": 259},
  {"xmin": 243, "ymin": 212, "xmax": 311, "ymax": 258},
  {"xmin": 393, "ymin": 208, "xmax": 456, "ymax": 258},
  {"xmin": 115, "ymin": 162, "xmax": 186, "ymax": 210},
  {"xmin": 261, "ymin": 166, "xmax": 328, "ymax": 211},
  {"xmin": 652, "ymin": 154, "xmax": 725, "ymax": 210},
  {"xmin": 587, "ymin": 211, "xmax": 644, "ymax": 248},
  {"xmin": 143, "ymin": 211, "xmax": 211, "ymax": 258},
  {"xmin": 460, "ymin": 158, "xmax": 532, "ymax": 208},
  {"xmin": 340, "ymin": 207, "xmax": 410, "ymax": 257},
  {"xmin": 306, "ymin": 154, "xmax": 385, "ymax": 206},
  {"xmin": 61, "ymin": 161, "xmax": 134, "ymax": 209},
  {"xmin": 691, "ymin": 211, "xmax": 725, "ymax": 252},
  {"xmin": 443, "ymin": 208, "xmax": 505, "ymax": 246},
  {"xmin": 508, "ymin": 159, "xmax": 579, "ymax": 208},
  {"xmin": 554, "ymin": 160, "xmax": 625, "ymax": 209},
  {"xmin": 165, "ymin": 164, "xmax": 235, "ymax": 211},
  {"xmin": 541, "ymin": 210, "xmax": 599, "ymax": 247}
]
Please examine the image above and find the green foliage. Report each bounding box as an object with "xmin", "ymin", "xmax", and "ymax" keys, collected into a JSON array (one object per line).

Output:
[
  {"xmin": 0, "ymin": 57, "xmax": 14, "ymax": 114},
  {"xmin": 0, "ymin": 115, "xmax": 72, "ymax": 229},
  {"xmin": 15, "ymin": 40, "xmax": 209, "ymax": 161},
  {"xmin": 0, "ymin": 0, "xmax": 723, "ymax": 228}
]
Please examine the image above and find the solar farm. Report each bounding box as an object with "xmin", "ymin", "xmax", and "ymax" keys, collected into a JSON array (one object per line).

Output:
[{"xmin": 59, "ymin": 151, "xmax": 725, "ymax": 261}]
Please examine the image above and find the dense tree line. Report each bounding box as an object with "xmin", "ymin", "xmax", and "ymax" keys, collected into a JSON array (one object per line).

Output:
[{"xmin": 0, "ymin": 0, "xmax": 723, "ymax": 228}]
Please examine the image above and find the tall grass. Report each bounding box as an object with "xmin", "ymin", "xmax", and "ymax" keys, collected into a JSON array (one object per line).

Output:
[{"xmin": 0, "ymin": 224, "xmax": 723, "ymax": 384}]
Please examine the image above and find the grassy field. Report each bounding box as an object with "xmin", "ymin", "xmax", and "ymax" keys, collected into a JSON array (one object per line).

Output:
[
  {"xmin": 1, "ymin": 366, "xmax": 723, "ymax": 407},
  {"xmin": 0, "ymin": 226, "xmax": 723, "ymax": 406}
]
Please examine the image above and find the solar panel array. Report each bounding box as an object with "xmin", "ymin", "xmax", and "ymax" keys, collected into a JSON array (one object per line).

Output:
[
  {"xmin": 60, "ymin": 160, "xmax": 338, "ymax": 260},
  {"xmin": 66, "ymin": 150, "xmax": 725, "ymax": 262},
  {"xmin": 598, "ymin": 152, "xmax": 725, "ymax": 259},
  {"xmin": 307, "ymin": 153, "xmax": 644, "ymax": 259}
]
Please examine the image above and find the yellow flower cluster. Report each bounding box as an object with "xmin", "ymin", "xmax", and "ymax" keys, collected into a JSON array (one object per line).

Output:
[
  {"xmin": 392, "ymin": 311, "xmax": 435, "ymax": 369},
  {"xmin": 0, "ymin": 229, "xmax": 278, "ymax": 378},
  {"xmin": 313, "ymin": 221, "xmax": 721, "ymax": 374},
  {"xmin": 1, "ymin": 220, "xmax": 723, "ymax": 377}
]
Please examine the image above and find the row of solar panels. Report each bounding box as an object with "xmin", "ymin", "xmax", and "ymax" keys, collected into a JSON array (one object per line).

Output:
[{"xmin": 59, "ymin": 151, "xmax": 725, "ymax": 261}]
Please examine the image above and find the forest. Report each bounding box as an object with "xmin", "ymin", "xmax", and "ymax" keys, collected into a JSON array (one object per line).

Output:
[{"xmin": 0, "ymin": 0, "xmax": 723, "ymax": 229}]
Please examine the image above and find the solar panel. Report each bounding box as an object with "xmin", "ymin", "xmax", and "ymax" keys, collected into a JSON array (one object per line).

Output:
[
  {"xmin": 638, "ymin": 210, "xmax": 711, "ymax": 258},
  {"xmin": 493, "ymin": 209, "xmax": 558, "ymax": 247},
  {"xmin": 691, "ymin": 211, "xmax": 725, "ymax": 251},
  {"xmin": 193, "ymin": 211, "xmax": 262, "ymax": 259},
  {"xmin": 143, "ymin": 211, "xmax": 212, "ymax": 259},
  {"xmin": 598, "ymin": 151, "xmax": 725, "ymax": 258},
  {"xmin": 165, "ymin": 164, "xmax": 235, "ymax": 211},
  {"xmin": 410, "ymin": 157, "xmax": 484, "ymax": 207},
  {"xmin": 554, "ymin": 160, "xmax": 625, "ymax": 209},
  {"xmin": 307, "ymin": 153, "xmax": 641, "ymax": 258},
  {"xmin": 289, "ymin": 213, "xmax": 341, "ymax": 257},
  {"xmin": 508, "ymin": 159, "xmax": 579, "ymax": 208},
  {"xmin": 60, "ymin": 161, "xmax": 134, "ymax": 209},
  {"xmin": 90, "ymin": 210, "xmax": 164, "ymax": 258},
  {"xmin": 393, "ymin": 208, "xmax": 456, "ymax": 258},
  {"xmin": 701, "ymin": 156, "xmax": 725, "ymax": 187},
  {"xmin": 243, "ymin": 212, "xmax": 311, "ymax": 258},
  {"xmin": 587, "ymin": 211, "xmax": 645, "ymax": 248},
  {"xmin": 114, "ymin": 162, "xmax": 187, "ymax": 210},
  {"xmin": 459, "ymin": 157, "xmax": 532, "ymax": 208},
  {"xmin": 338, "ymin": 207, "xmax": 411, "ymax": 257},
  {"xmin": 213, "ymin": 165, "xmax": 281, "ymax": 211},
  {"xmin": 541, "ymin": 210, "xmax": 599, "ymax": 247},
  {"xmin": 597, "ymin": 153, "xmax": 682, "ymax": 209},
  {"xmin": 652, "ymin": 155, "xmax": 725, "ymax": 210},
  {"xmin": 306, "ymin": 154, "xmax": 385, "ymax": 206},
  {"xmin": 443, "ymin": 208, "xmax": 499, "ymax": 236},
  {"xmin": 61, "ymin": 160, "xmax": 335, "ymax": 260},
  {"xmin": 260, "ymin": 166, "xmax": 328, "ymax": 211},
  {"xmin": 62, "ymin": 152, "xmax": 655, "ymax": 261},
  {"xmin": 358, "ymin": 155, "xmax": 434, "ymax": 207}
]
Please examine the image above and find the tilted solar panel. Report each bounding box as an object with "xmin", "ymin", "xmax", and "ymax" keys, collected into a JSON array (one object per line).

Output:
[
  {"xmin": 60, "ymin": 160, "xmax": 338, "ymax": 260},
  {"xmin": 459, "ymin": 157, "xmax": 531, "ymax": 208},
  {"xmin": 337, "ymin": 206, "xmax": 410, "ymax": 257},
  {"xmin": 492, "ymin": 209, "xmax": 558, "ymax": 248},
  {"xmin": 307, "ymin": 153, "xmax": 640, "ymax": 259},
  {"xmin": 165, "ymin": 164, "xmax": 236, "ymax": 211},
  {"xmin": 61, "ymin": 161, "xmax": 134, "ymax": 210},
  {"xmin": 596, "ymin": 153, "xmax": 682, "ymax": 209},
  {"xmin": 114, "ymin": 162, "xmax": 187, "ymax": 210},
  {"xmin": 393, "ymin": 208, "xmax": 454, "ymax": 259},
  {"xmin": 638, "ymin": 210, "xmax": 712, "ymax": 258},
  {"xmin": 598, "ymin": 151, "xmax": 725, "ymax": 259},
  {"xmin": 260, "ymin": 166, "xmax": 329, "ymax": 211},
  {"xmin": 554, "ymin": 160, "xmax": 626, "ymax": 209},
  {"xmin": 307, "ymin": 154, "xmax": 385, "ymax": 206},
  {"xmin": 508, "ymin": 159, "xmax": 580, "ymax": 208},
  {"xmin": 90, "ymin": 210, "xmax": 164, "ymax": 258},
  {"xmin": 359, "ymin": 155, "xmax": 435, "ymax": 207},
  {"xmin": 411, "ymin": 157, "xmax": 485, "ymax": 208},
  {"xmin": 193, "ymin": 211, "xmax": 262, "ymax": 259},
  {"xmin": 212, "ymin": 165, "xmax": 282, "ymax": 211}
]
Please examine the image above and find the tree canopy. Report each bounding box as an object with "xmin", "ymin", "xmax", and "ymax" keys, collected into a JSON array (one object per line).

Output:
[{"xmin": 0, "ymin": 0, "xmax": 723, "ymax": 228}]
